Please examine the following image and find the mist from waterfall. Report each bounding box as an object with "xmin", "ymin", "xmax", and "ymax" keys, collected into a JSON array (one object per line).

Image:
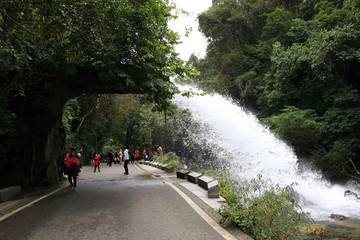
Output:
[{"xmin": 172, "ymin": 85, "xmax": 360, "ymax": 221}]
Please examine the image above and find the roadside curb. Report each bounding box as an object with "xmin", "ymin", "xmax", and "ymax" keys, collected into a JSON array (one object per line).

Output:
[{"xmin": 135, "ymin": 162, "xmax": 254, "ymax": 240}]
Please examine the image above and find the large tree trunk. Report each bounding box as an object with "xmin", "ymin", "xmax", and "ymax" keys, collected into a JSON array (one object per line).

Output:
[
  {"xmin": 44, "ymin": 118, "xmax": 66, "ymax": 184},
  {"xmin": 1, "ymin": 86, "xmax": 68, "ymax": 187}
]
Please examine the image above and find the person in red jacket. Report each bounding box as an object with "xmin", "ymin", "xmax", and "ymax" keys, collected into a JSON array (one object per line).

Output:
[
  {"xmin": 64, "ymin": 147, "xmax": 80, "ymax": 191},
  {"xmin": 134, "ymin": 150, "xmax": 140, "ymax": 160},
  {"xmin": 93, "ymin": 154, "xmax": 101, "ymax": 172}
]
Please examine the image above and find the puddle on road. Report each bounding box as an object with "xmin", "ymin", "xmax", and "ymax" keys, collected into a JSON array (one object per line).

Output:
[{"xmin": 138, "ymin": 173, "xmax": 153, "ymax": 180}]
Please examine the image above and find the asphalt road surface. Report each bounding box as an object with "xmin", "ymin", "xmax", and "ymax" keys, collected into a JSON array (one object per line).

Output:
[{"xmin": 0, "ymin": 164, "xmax": 229, "ymax": 240}]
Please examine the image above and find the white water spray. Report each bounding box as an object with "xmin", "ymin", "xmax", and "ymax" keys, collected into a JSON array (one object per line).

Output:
[{"xmin": 173, "ymin": 85, "xmax": 360, "ymax": 220}]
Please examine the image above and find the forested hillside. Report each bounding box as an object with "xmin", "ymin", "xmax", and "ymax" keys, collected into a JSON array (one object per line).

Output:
[{"xmin": 191, "ymin": 0, "xmax": 360, "ymax": 181}]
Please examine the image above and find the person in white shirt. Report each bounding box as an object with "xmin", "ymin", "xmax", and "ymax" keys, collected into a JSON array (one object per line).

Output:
[{"xmin": 123, "ymin": 147, "xmax": 130, "ymax": 175}]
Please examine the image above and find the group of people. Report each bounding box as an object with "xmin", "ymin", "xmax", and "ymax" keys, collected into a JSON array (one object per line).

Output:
[
  {"xmin": 63, "ymin": 145, "xmax": 165, "ymax": 190},
  {"xmin": 104, "ymin": 148, "xmax": 150, "ymax": 166}
]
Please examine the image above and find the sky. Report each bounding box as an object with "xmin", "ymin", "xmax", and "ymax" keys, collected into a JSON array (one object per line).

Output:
[{"xmin": 168, "ymin": 0, "xmax": 212, "ymax": 61}]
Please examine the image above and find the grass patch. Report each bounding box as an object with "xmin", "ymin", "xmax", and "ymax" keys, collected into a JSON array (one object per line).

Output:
[
  {"xmin": 156, "ymin": 152, "xmax": 182, "ymax": 172},
  {"xmin": 217, "ymin": 173, "xmax": 313, "ymax": 240}
]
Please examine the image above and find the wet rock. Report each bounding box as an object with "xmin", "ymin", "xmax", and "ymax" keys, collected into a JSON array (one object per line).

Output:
[
  {"xmin": 344, "ymin": 190, "xmax": 360, "ymax": 199},
  {"xmin": 301, "ymin": 224, "xmax": 328, "ymax": 236},
  {"xmin": 330, "ymin": 214, "xmax": 348, "ymax": 221}
]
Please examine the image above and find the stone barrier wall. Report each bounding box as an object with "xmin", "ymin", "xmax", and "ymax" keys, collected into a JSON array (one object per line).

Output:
[
  {"xmin": 139, "ymin": 161, "xmax": 221, "ymax": 199},
  {"xmin": 177, "ymin": 170, "xmax": 220, "ymax": 199}
]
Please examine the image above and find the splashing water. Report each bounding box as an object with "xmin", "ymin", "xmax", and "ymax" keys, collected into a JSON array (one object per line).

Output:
[{"xmin": 173, "ymin": 85, "xmax": 360, "ymax": 220}]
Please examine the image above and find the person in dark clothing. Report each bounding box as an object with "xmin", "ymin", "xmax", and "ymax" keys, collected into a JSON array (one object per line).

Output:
[
  {"xmin": 64, "ymin": 147, "xmax": 80, "ymax": 191},
  {"xmin": 89, "ymin": 152, "xmax": 95, "ymax": 167},
  {"xmin": 107, "ymin": 150, "xmax": 114, "ymax": 167},
  {"xmin": 76, "ymin": 148, "xmax": 83, "ymax": 168},
  {"xmin": 129, "ymin": 149, "xmax": 134, "ymax": 164}
]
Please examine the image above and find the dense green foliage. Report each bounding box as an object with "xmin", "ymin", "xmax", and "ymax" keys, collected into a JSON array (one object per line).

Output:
[
  {"xmin": 263, "ymin": 106, "xmax": 322, "ymax": 155},
  {"xmin": 194, "ymin": 0, "xmax": 360, "ymax": 181},
  {"xmin": 0, "ymin": 0, "xmax": 194, "ymax": 187},
  {"xmin": 219, "ymin": 175, "xmax": 312, "ymax": 240},
  {"xmin": 156, "ymin": 152, "xmax": 182, "ymax": 171},
  {"xmin": 61, "ymin": 93, "xmax": 187, "ymax": 157}
]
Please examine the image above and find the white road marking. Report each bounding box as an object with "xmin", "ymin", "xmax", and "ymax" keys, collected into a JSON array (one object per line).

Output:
[
  {"xmin": 0, "ymin": 183, "xmax": 68, "ymax": 222},
  {"xmin": 166, "ymin": 182, "xmax": 237, "ymax": 240},
  {"xmin": 135, "ymin": 163, "xmax": 236, "ymax": 239}
]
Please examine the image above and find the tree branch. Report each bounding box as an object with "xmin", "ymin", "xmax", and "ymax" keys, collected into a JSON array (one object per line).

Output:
[
  {"xmin": 348, "ymin": 159, "xmax": 360, "ymax": 175},
  {"xmin": 75, "ymin": 107, "xmax": 95, "ymax": 133}
]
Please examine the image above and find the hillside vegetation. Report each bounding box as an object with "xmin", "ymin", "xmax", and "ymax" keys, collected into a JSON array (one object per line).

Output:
[{"xmin": 190, "ymin": 0, "xmax": 360, "ymax": 182}]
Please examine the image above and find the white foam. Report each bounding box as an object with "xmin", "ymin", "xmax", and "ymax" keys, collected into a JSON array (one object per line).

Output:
[{"xmin": 173, "ymin": 85, "xmax": 360, "ymax": 220}]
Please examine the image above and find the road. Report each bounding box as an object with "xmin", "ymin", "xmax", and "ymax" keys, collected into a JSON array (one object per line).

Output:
[{"xmin": 0, "ymin": 163, "xmax": 232, "ymax": 240}]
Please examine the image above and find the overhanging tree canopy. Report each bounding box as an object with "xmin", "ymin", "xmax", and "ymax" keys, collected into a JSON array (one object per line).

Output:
[{"xmin": 0, "ymin": 0, "xmax": 193, "ymax": 187}]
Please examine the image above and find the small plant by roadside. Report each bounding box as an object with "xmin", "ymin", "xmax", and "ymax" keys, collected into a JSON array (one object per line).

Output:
[
  {"xmin": 156, "ymin": 152, "xmax": 182, "ymax": 172},
  {"xmin": 301, "ymin": 224, "xmax": 328, "ymax": 236},
  {"xmin": 218, "ymin": 174, "xmax": 313, "ymax": 240},
  {"xmin": 201, "ymin": 169, "xmax": 222, "ymax": 178}
]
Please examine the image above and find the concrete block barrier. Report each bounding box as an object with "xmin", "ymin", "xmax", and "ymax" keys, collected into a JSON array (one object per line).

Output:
[
  {"xmin": 0, "ymin": 186, "xmax": 21, "ymax": 203},
  {"xmin": 176, "ymin": 169, "xmax": 190, "ymax": 179},
  {"xmin": 208, "ymin": 180, "xmax": 219, "ymax": 198},
  {"xmin": 198, "ymin": 175, "xmax": 215, "ymax": 190},
  {"xmin": 187, "ymin": 172, "xmax": 203, "ymax": 184}
]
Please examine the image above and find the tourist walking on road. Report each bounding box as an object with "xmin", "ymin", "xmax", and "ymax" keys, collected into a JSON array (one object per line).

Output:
[
  {"xmin": 93, "ymin": 154, "xmax": 101, "ymax": 172},
  {"xmin": 123, "ymin": 147, "xmax": 130, "ymax": 175},
  {"xmin": 129, "ymin": 149, "xmax": 134, "ymax": 164},
  {"xmin": 64, "ymin": 147, "xmax": 80, "ymax": 191},
  {"xmin": 107, "ymin": 150, "xmax": 114, "ymax": 167},
  {"xmin": 89, "ymin": 152, "xmax": 95, "ymax": 167}
]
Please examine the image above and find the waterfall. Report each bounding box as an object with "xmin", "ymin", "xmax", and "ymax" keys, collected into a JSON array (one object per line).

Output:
[{"xmin": 173, "ymin": 85, "xmax": 360, "ymax": 221}]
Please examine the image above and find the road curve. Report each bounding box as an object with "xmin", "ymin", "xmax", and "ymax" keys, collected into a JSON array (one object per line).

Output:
[{"xmin": 0, "ymin": 164, "xmax": 229, "ymax": 240}]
